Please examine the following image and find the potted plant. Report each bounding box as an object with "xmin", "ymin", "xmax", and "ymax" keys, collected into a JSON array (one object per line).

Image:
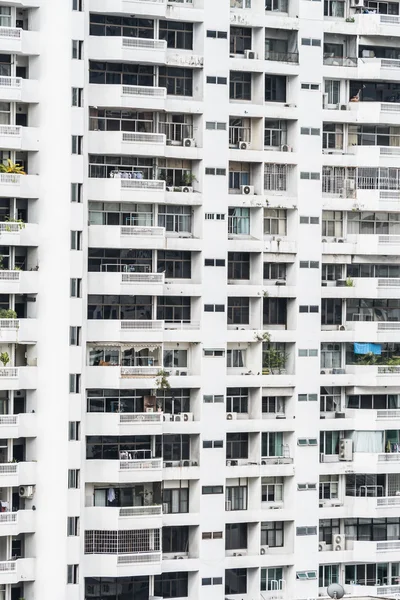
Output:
[
  {"xmin": 0, "ymin": 352, "xmax": 10, "ymax": 367},
  {"xmin": 0, "ymin": 159, "xmax": 26, "ymax": 175},
  {"xmin": 0, "ymin": 309, "xmax": 17, "ymax": 319},
  {"xmin": 155, "ymin": 369, "xmax": 170, "ymax": 390},
  {"xmin": 183, "ymin": 172, "xmax": 197, "ymax": 186}
]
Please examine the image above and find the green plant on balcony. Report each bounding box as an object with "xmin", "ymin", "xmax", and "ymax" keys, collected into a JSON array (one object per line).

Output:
[
  {"xmin": 0, "ymin": 352, "xmax": 10, "ymax": 367},
  {"xmin": 262, "ymin": 347, "xmax": 287, "ymax": 374},
  {"xmin": 0, "ymin": 159, "xmax": 26, "ymax": 175},
  {"xmin": 182, "ymin": 172, "xmax": 197, "ymax": 186},
  {"xmin": 0, "ymin": 309, "xmax": 17, "ymax": 319},
  {"xmin": 345, "ymin": 277, "xmax": 354, "ymax": 287},
  {"xmin": 155, "ymin": 369, "xmax": 170, "ymax": 390},
  {"xmin": 4, "ymin": 216, "xmax": 25, "ymax": 231},
  {"xmin": 254, "ymin": 331, "xmax": 271, "ymax": 343},
  {"xmin": 357, "ymin": 352, "xmax": 377, "ymax": 365},
  {"xmin": 345, "ymin": 16, "xmax": 355, "ymax": 22}
]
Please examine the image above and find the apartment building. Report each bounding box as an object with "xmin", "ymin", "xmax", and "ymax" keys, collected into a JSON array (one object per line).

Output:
[{"xmin": 0, "ymin": 0, "xmax": 400, "ymax": 600}]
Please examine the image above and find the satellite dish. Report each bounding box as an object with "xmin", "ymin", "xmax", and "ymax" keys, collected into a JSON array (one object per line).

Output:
[{"xmin": 327, "ymin": 584, "xmax": 345, "ymax": 600}]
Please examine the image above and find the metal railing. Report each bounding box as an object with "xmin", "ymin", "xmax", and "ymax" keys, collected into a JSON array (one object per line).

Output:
[
  {"xmin": 378, "ymin": 453, "xmax": 400, "ymax": 461},
  {"xmin": 378, "ymin": 278, "xmax": 400, "ymax": 287},
  {"xmin": 377, "ymin": 496, "xmax": 400, "ymax": 507},
  {"xmin": 377, "ymin": 540, "xmax": 400, "ymax": 551},
  {"xmin": 380, "ymin": 146, "xmax": 400, "ymax": 155},
  {"xmin": 120, "ymin": 320, "xmax": 164, "ymax": 330},
  {"xmin": 121, "ymin": 272, "xmax": 164, "ymax": 284},
  {"xmin": 122, "ymin": 85, "xmax": 166, "ymax": 98},
  {"xmin": 119, "ymin": 505, "xmax": 162, "ymax": 517},
  {"xmin": 122, "ymin": 132, "xmax": 165, "ymax": 145},
  {"xmin": 0, "ymin": 173, "xmax": 20, "ymax": 184},
  {"xmin": 122, "ymin": 37, "xmax": 166, "ymax": 51},
  {"xmin": 0, "ymin": 223, "xmax": 21, "ymax": 233},
  {"xmin": 381, "ymin": 58, "xmax": 400, "ymax": 69},
  {"xmin": 119, "ymin": 413, "xmax": 163, "ymax": 424},
  {"xmin": 379, "ymin": 235, "xmax": 400, "ymax": 244},
  {"xmin": 377, "ymin": 322, "xmax": 400, "ymax": 331},
  {"xmin": 323, "ymin": 56, "xmax": 357, "ymax": 67},
  {"xmin": 119, "ymin": 458, "xmax": 162, "ymax": 470},
  {"xmin": 381, "ymin": 102, "xmax": 400, "ymax": 113},
  {"xmin": 0, "ymin": 561, "xmax": 16, "ymax": 572},
  {"xmin": 158, "ymin": 121, "xmax": 193, "ymax": 141},
  {"xmin": 265, "ymin": 50, "xmax": 299, "ymax": 63},
  {"xmin": 0, "ymin": 125, "xmax": 20, "ymax": 136},
  {"xmin": 0, "ymin": 270, "xmax": 19, "ymax": 281},
  {"xmin": 229, "ymin": 125, "xmax": 251, "ymax": 146},
  {"xmin": 380, "ymin": 14, "xmax": 400, "ymax": 24}
]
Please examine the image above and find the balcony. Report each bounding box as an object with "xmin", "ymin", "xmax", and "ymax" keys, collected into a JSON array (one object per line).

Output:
[
  {"xmin": 88, "ymin": 271, "xmax": 165, "ymax": 296},
  {"xmin": 0, "ymin": 413, "xmax": 36, "ymax": 438},
  {"xmin": 0, "ymin": 125, "xmax": 39, "ymax": 151},
  {"xmin": 0, "ymin": 558, "xmax": 35, "ymax": 584},
  {"xmin": 0, "ymin": 319, "xmax": 37, "ymax": 344},
  {"xmin": 0, "ymin": 27, "xmax": 39, "ymax": 55},
  {"xmin": 85, "ymin": 458, "xmax": 163, "ymax": 484},
  {"xmin": 87, "ymin": 319, "xmax": 201, "ymax": 344},
  {"xmin": 0, "ymin": 461, "xmax": 36, "ymax": 487},
  {"xmin": 89, "ymin": 130, "xmax": 166, "ymax": 158},
  {"xmin": 85, "ymin": 505, "xmax": 162, "ymax": 531},
  {"xmin": 0, "ymin": 222, "xmax": 38, "ymax": 247},
  {"xmin": 0, "ymin": 366, "xmax": 37, "ymax": 391},
  {"xmin": 89, "ymin": 35, "xmax": 167, "ymax": 64},
  {"xmin": 322, "ymin": 235, "xmax": 400, "ymax": 257},
  {"xmin": 358, "ymin": 57, "xmax": 400, "ymax": 80},
  {"xmin": 0, "ymin": 271, "xmax": 38, "ymax": 294},
  {"xmin": 0, "ymin": 509, "xmax": 35, "ymax": 536},
  {"xmin": 86, "ymin": 411, "xmax": 163, "ymax": 436},
  {"xmin": 0, "ymin": 173, "xmax": 39, "ymax": 199},
  {"xmin": 89, "ymin": 83, "xmax": 167, "ymax": 112},
  {"xmin": 0, "ymin": 77, "xmax": 39, "ymax": 103},
  {"xmin": 88, "ymin": 176, "xmax": 165, "ymax": 203},
  {"xmin": 84, "ymin": 550, "xmax": 162, "ymax": 578}
]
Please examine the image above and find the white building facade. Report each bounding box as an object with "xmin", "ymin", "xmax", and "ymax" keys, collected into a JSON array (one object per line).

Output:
[{"xmin": 0, "ymin": 0, "xmax": 400, "ymax": 600}]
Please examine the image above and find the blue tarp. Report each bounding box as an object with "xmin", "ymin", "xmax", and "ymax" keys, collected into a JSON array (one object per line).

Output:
[{"xmin": 354, "ymin": 343, "xmax": 382, "ymax": 355}]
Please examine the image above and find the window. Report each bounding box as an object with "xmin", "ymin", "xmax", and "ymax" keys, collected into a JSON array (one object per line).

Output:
[
  {"xmin": 205, "ymin": 212, "xmax": 225, "ymax": 220},
  {"xmin": 298, "ymin": 438, "xmax": 318, "ymax": 446},
  {"xmin": 163, "ymin": 526, "xmax": 189, "ymax": 554},
  {"xmin": 301, "ymin": 82, "xmax": 320, "ymax": 90},
  {"xmin": 320, "ymin": 565, "xmax": 340, "ymax": 588},
  {"xmin": 321, "ymin": 343, "xmax": 341, "ymax": 369},
  {"xmin": 227, "ymin": 388, "xmax": 248, "ymax": 413},
  {"xmin": 264, "ymin": 209, "xmax": 287, "ymax": 235},
  {"xmin": 204, "ymin": 305, "xmax": 225, "ymax": 313},
  {"xmin": 226, "ymin": 433, "xmax": 248, "ymax": 459},
  {"xmin": 69, "ymin": 326, "xmax": 81, "ymax": 346},
  {"xmin": 319, "ymin": 519, "xmax": 340, "ymax": 544},
  {"xmin": 89, "ymin": 61, "xmax": 154, "ymax": 86},
  {"xmin": 321, "ymin": 298, "xmax": 342, "ymax": 326},
  {"xmin": 226, "ymin": 523, "xmax": 247, "ymax": 550},
  {"xmin": 226, "ymin": 484, "xmax": 248, "ymax": 510},
  {"xmin": 158, "ymin": 250, "xmax": 191, "ymax": 279},
  {"xmin": 72, "ymin": 87, "xmax": 83, "ymax": 107},
  {"xmin": 324, "ymin": 0, "xmax": 345, "ymax": 15},
  {"xmin": 72, "ymin": 0, "xmax": 83, "ymax": 9},
  {"xmin": 263, "ymin": 298, "xmax": 287, "ymax": 326},
  {"xmin": 205, "ymin": 167, "xmax": 226, "ymax": 176},
  {"xmin": 203, "ymin": 394, "xmax": 224, "ymax": 403},
  {"xmin": 68, "ymin": 469, "xmax": 80, "ymax": 489},
  {"xmin": 298, "ymin": 349, "xmax": 318, "ymax": 357},
  {"xmin": 71, "ymin": 183, "xmax": 82, "ymax": 203},
  {"xmin": 205, "ymin": 258, "xmax": 226, "ymax": 266},
  {"xmin": 203, "ymin": 349, "xmax": 225, "ymax": 357},
  {"xmin": 230, "ymin": 71, "xmax": 252, "ymax": 100},
  {"xmin": 300, "ymin": 260, "xmax": 319, "ymax": 268},
  {"xmin": 265, "ymin": 119, "xmax": 287, "ymax": 147},
  {"xmin": 67, "ymin": 516, "xmax": 80, "ymax": 536},
  {"xmin": 261, "ymin": 568, "xmax": 284, "ymax": 592},
  {"xmin": 159, "ymin": 20, "xmax": 193, "ymax": 50},
  {"xmin": 225, "ymin": 569, "xmax": 247, "ymax": 594},
  {"xmin": 299, "ymin": 305, "xmax": 319, "ymax": 313},
  {"xmin": 159, "ymin": 67, "xmax": 193, "ymax": 96},
  {"xmin": 202, "ymin": 486, "xmax": 223, "ymax": 494},
  {"xmin": 72, "ymin": 135, "xmax": 83, "ymax": 155},
  {"xmin": 230, "ymin": 26, "xmax": 252, "ymax": 54},
  {"xmin": 322, "ymin": 211, "xmax": 343, "ymax": 237},
  {"xmin": 70, "ymin": 230, "xmax": 82, "ymax": 250},
  {"xmin": 298, "ymin": 483, "xmax": 317, "ymax": 490},
  {"xmin": 69, "ymin": 374, "xmax": 81, "ymax": 394},
  {"xmin": 264, "ymin": 262, "xmax": 286, "ymax": 281},
  {"xmin": 300, "ymin": 171, "xmax": 320, "ymax": 180},
  {"xmin": 72, "ymin": 40, "xmax": 83, "ymax": 59},
  {"xmin": 264, "ymin": 163, "xmax": 290, "ymax": 191},
  {"xmin": 202, "ymin": 531, "xmax": 223, "ymax": 539},
  {"xmin": 227, "ymin": 349, "xmax": 246, "ymax": 368},
  {"xmin": 296, "ymin": 526, "xmax": 317, "ymax": 536},
  {"xmin": 261, "ymin": 521, "xmax": 284, "ymax": 547},
  {"xmin": 227, "ymin": 297, "xmax": 249, "ymax": 325},
  {"xmin": 261, "ymin": 477, "xmax": 283, "ymax": 502},
  {"xmin": 262, "ymin": 432, "xmax": 283, "ymax": 457},
  {"xmin": 320, "ymin": 431, "xmax": 340, "ymax": 455},
  {"xmin": 205, "ymin": 122, "xmax": 227, "ymax": 130},
  {"xmin": 154, "ymin": 572, "xmax": 188, "ymax": 599},
  {"xmin": 325, "ymin": 79, "xmax": 340, "ymax": 104},
  {"xmin": 301, "ymin": 38, "xmax": 321, "ymax": 46},
  {"xmin": 163, "ymin": 349, "xmax": 187, "ymax": 369},
  {"xmin": 68, "ymin": 421, "xmax": 80, "ymax": 441},
  {"xmin": 228, "ymin": 207, "xmax": 250, "ymax": 235},
  {"xmin": 301, "ymin": 127, "xmax": 320, "ymax": 136},
  {"xmin": 206, "ymin": 76, "xmax": 227, "ymax": 85},
  {"xmin": 320, "ymin": 475, "xmax": 339, "ymax": 500},
  {"xmin": 265, "ymin": 75, "xmax": 286, "ymax": 102},
  {"xmin": 348, "ymin": 211, "xmax": 400, "ymax": 235},
  {"xmin": 265, "ymin": 0, "xmax": 288, "ymax": 10},
  {"xmin": 67, "ymin": 564, "xmax": 79, "ymax": 584},
  {"xmin": 70, "ymin": 278, "xmax": 82, "ymax": 298},
  {"xmin": 297, "ymin": 571, "xmax": 317, "ymax": 580},
  {"xmin": 203, "ymin": 440, "xmax": 224, "ymax": 448},
  {"xmin": 262, "ymin": 396, "xmax": 286, "ymax": 414}
]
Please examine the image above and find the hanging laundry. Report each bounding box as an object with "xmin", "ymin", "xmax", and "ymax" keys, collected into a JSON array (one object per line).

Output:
[
  {"xmin": 107, "ymin": 488, "xmax": 115, "ymax": 503},
  {"xmin": 354, "ymin": 343, "xmax": 382, "ymax": 355}
]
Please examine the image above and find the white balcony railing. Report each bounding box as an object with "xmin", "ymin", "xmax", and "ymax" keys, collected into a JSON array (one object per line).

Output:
[
  {"xmin": 379, "ymin": 235, "xmax": 400, "ymax": 245},
  {"xmin": 378, "ymin": 453, "xmax": 400, "ymax": 462},
  {"xmin": 120, "ymin": 366, "xmax": 160, "ymax": 377},
  {"xmin": 119, "ymin": 412, "xmax": 162, "ymax": 424},
  {"xmin": 377, "ymin": 540, "xmax": 400, "ymax": 551},
  {"xmin": 378, "ymin": 366, "xmax": 400, "ymax": 375},
  {"xmin": 120, "ymin": 320, "xmax": 164, "ymax": 330},
  {"xmin": 378, "ymin": 278, "xmax": 400, "ymax": 288},
  {"xmin": 120, "ymin": 225, "xmax": 165, "ymax": 236},
  {"xmin": 0, "ymin": 319, "xmax": 18, "ymax": 329},
  {"xmin": 377, "ymin": 410, "xmax": 400, "ymax": 419},
  {"xmin": 164, "ymin": 321, "xmax": 200, "ymax": 330},
  {"xmin": 0, "ymin": 27, "xmax": 21, "ymax": 39},
  {"xmin": 377, "ymin": 497, "xmax": 400, "ymax": 507},
  {"xmin": 0, "ymin": 174, "xmax": 20, "ymax": 185},
  {"xmin": 119, "ymin": 458, "xmax": 162, "ymax": 470},
  {"xmin": 122, "ymin": 132, "xmax": 165, "ymax": 145},
  {"xmin": 0, "ymin": 512, "xmax": 16, "ymax": 524},
  {"xmin": 0, "ymin": 77, "xmax": 21, "ymax": 89},
  {"xmin": 0, "ymin": 464, "xmax": 17, "ymax": 474},
  {"xmin": 0, "ymin": 561, "xmax": 16, "ymax": 573},
  {"xmin": 122, "ymin": 37, "xmax": 166, "ymax": 51},
  {"xmin": 0, "ymin": 271, "xmax": 19, "ymax": 281},
  {"xmin": 0, "ymin": 223, "xmax": 20, "ymax": 233},
  {"xmin": 122, "ymin": 85, "xmax": 166, "ymax": 99},
  {"xmin": 377, "ymin": 322, "xmax": 400, "ymax": 331},
  {"xmin": 117, "ymin": 551, "xmax": 161, "ymax": 565},
  {"xmin": 0, "ymin": 368, "xmax": 18, "ymax": 378},
  {"xmin": 380, "ymin": 14, "xmax": 400, "ymax": 24},
  {"xmin": 121, "ymin": 272, "xmax": 164, "ymax": 284},
  {"xmin": 381, "ymin": 103, "xmax": 400, "ymax": 113},
  {"xmin": 0, "ymin": 415, "xmax": 17, "ymax": 425},
  {"xmin": 119, "ymin": 505, "xmax": 162, "ymax": 517},
  {"xmin": 120, "ymin": 178, "xmax": 165, "ymax": 191},
  {"xmin": 0, "ymin": 126, "xmax": 20, "ymax": 137}
]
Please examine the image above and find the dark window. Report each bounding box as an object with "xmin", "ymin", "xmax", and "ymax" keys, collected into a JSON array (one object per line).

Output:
[
  {"xmin": 265, "ymin": 75, "xmax": 286, "ymax": 102},
  {"xmin": 225, "ymin": 569, "xmax": 247, "ymax": 595},
  {"xmin": 159, "ymin": 20, "xmax": 193, "ymax": 49},
  {"xmin": 230, "ymin": 26, "xmax": 252, "ymax": 54},
  {"xmin": 226, "ymin": 523, "xmax": 247, "ymax": 549},
  {"xmin": 227, "ymin": 297, "xmax": 249, "ymax": 324},
  {"xmin": 228, "ymin": 252, "xmax": 250, "ymax": 279},
  {"xmin": 159, "ymin": 67, "xmax": 193, "ymax": 96},
  {"xmin": 162, "ymin": 526, "xmax": 189, "ymax": 553},
  {"xmin": 154, "ymin": 572, "xmax": 188, "ymax": 599},
  {"xmin": 89, "ymin": 14, "xmax": 154, "ymax": 38},
  {"xmin": 226, "ymin": 433, "xmax": 248, "ymax": 459},
  {"xmin": 88, "ymin": 295, "xmax": 152, "ymax": 320},
  {"xmin": 89, "ymin": 61, "xmax": 154, "ymax": 86},
  {"xmin": 321, "ymin": 298, "xmax": 342, "ymax": 326},
  {"xmin": 230, "ymin": 71, "xmax": 252, "ymax": 100},
  {"xmin": 157, "ymin": 296, "xmax": 191, "ymax": 323},
  {"xmin": 261, "ymin": 521, "xmax": 284, "ymax": 547},
  {"xmin": 158, "ymin": 250, "xmax": 191, "ymax": 279},
  {"xmin": 263, "ymin": 297, "xmax": 287, "ymax": 325}
]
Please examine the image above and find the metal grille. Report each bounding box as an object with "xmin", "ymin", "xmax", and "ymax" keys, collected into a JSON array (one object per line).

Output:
[{"xmin": 84, "ymin": 529, "xmax": 161, "ymax": 554}]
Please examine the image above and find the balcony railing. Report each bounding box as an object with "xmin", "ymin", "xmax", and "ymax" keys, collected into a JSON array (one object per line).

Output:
[
  {"xmin": 0, "ymin": 126, "xmax": 20, "ymax": 137},
  {"xmin": 117, "ymin": 551, "xmax": 161, "ymax": 565},
  {"xmin": 380, "ymin": 14, "xmax": 400, "ymax": 24},
  {"xmin": 122, "ymin": 38, "xmax": 166, "ymax": 51},
  {"xmin": 0, "ymin": 415, "xmax": 17, "ymax": 425},
  {"xmin": 377, "ymin": 410, "xmax": 400, "ymax": 419},
  {"xmin": 377, "ymin": 496, "xmax": 400, "ymax": 507},
  {"xmin": 0, "ymin": 368, "xmax": 18, "ymax": 378},
  {"xmin": 0, "ymin": 77, "xmax": 21, "ymax": 89},
  {"xmin": 158, "ymin": 121, "xmax": 193, "ymax": 142},
  {"xmin": 122, "ymin": 85, "xmax": 166, "ymax": 99},
  {"xmin": 378, "ymin": 278, "xmax": 400, "ymax": 288},
  {"xmin": 119, "ymin": 458, "xmax": 162, "ymax": 470},
  {"xmin": 323, "ymin": 56, "xmax": 357, "ymax": 67},
  {"xmin": 265, "ymin": 50, "xmax": 299, "ymax": 63},
  {"xmin": 120, "ymin": 320, "xmax": 164, "ymax": 330},
  {"xmin": 0, "ymin": 512, "xmax": 16, "ymax": 524},
  {"xmin": 0, "ymin": 223, "xmax": 21, "ymax": 233},
  {"xmin": 0, "ymin": 174, "xmax": 20, "ymax": 185},
  {"xmin": 121, "ymin": 272, "xmax": 164, "ymax": 284},
  {"xmin": 0, "ymin": 319, "xmax": 18, "ymax": 329},
  {"xmin": 378, "ymin": 453, "xmax": 400, "ymax": 462},
  {"xmin": 120, "ymin": 225, "xmax": 164, "ymax": 237},
  {"xmin": 0, "ymin": 464, "xmax": 17, "ymax": 474},
  {"xmin": 122, "ymin": 132, "xmax": 165, "ymax": 145},
  {"xmin": 0, "ymin": 27, "xmax": 21, "ymax": 39},
  {"xmin": 164, "ymin": 320, "xmax": 200, "ymax": 330},
  {"xmin": 0, "ymin": 561, "xmax": 16, "ymax": 573},
  {"xmin": 120, "ymin": 366, "xmax": 160, "ymax": 377},
  {"xmin": 229, "ymin": 125, "xmax": 251, "ymax": 146},
  {"xmin": 119, "ymin": 412, "xmax": 162, "ymax": 424},
  {"xmin": 119, "ymin": 505, "xmax": 162, "ymax": 517},
  {"xmin": 120, "ymin": 178, "xmax": 166, "ymax": 191}
]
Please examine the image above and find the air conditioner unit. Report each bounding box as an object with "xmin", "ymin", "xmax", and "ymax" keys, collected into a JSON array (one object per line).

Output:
[
  {"xmin": 339, "ymin": 439, "xmax": 353, "ymax": 461},
  {"xmin": 244, "ymin": 49, "xmax": 256, "ymax": 59},
  {"xmin": 335, "ymin": 412, "xmax": 346, "ymax": 419},
  {"xmin": 281, "ymin": 144, "xmax": 292, "ymax": 152},
  {"xmin": 319, "ymin": 541, "xmax": 328, "ymax": 551},
  {"xmin": 173, "ymin": 415, "xmax": 182, "ymax": 422},
  {"xmin": 238, "ymin": 141, "xmax": 249, "ymax": 150},
  {"xmin": 260, "ymin": 546, "xmax": 269, "ymax": 555},
  {"xmin": 180, "ymin": 412, "xmax": 193, "ymax": 422},
  {"xmin": 337, "ymin": 325, "xmax": 346, "ymax": 331},
  {"xmin": 166, "ymin": 139, "xmax": 172, "ymax": 146},
  {"xmin": 182, "ymin": 460, "xmax": 190, "ymax": 467},
  {"xmin": 163, "ymin": 461, "xmax": 173, "ymax": 468},
  {"xmin": 350, "ymin": 0, "xmax": 365, "ymax": 7},
  {"xmin": 240, "ymin": 185, "xmax": 254, "ymax": 195},
  {"xmin": 19, "ymin": 485, "xmax": 34, "ymax": 499},
  {"xmin": 183, "ymin": 138, "xmax": 195, "ymax": 148},
  {"xmin": 163, "ymin": 413, "xmax": 172, "ymax": 422},
  {"xmin": 225, "ymin": 500, "xmax": 232, "ymax": 511},
  {"xmin": 166, "ymin": 186, "xmax": 173, "ymax": 191},
  {"xmin": 179, "ymin": 186, "xmax": 193, "ymax": 193},
  {"xmin": 339, "ymin": 104, "xmax": 348, "ymax": 110},
  {"xmin": 163, "ymin": 502, "xmax": 169, "ymax": 514},
  {"xmin": 226, "ymin": 412, "xmax": 237, "ymax": 420},
  {"xmin": 334, "ymin": 534, "xmax": 346, "ymax": 551}
]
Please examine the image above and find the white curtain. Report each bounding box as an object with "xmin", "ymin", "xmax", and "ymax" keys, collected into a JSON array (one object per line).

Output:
[{"xmin": 351, "ymin": 431, "xmax": 384, "ymax": 453}]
